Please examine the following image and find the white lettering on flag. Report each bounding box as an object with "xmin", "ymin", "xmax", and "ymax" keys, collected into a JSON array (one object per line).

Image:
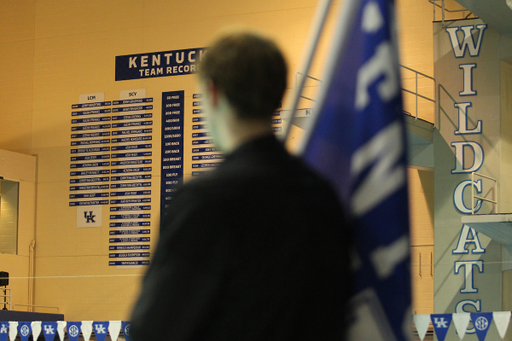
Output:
[
  {"xmin": 371, "ymin": 235, "xmax": 409, "ymax": 279},
  {"xmin": 348, "ymin": 288, "xmax": 396, "ymax": 341},
  {"xmin": 351, "ymin": 121, "xmax": 405, "ymax": 216},
  {"xmin": 355, "ymin": 42, "xmax": 399, "ymax": 110},
  {"xmin": 44, "ymin": 325, "xmax": 55, "ymax": 334}
]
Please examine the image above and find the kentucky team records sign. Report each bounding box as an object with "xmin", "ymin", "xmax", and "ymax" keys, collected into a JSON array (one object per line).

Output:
[{"xmin": 115, "ymin": 48, "xmax": 206, "ymax": 81}]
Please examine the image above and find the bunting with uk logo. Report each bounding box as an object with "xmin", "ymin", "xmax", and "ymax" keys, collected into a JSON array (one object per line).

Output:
[{"xmin": 300, "ymin": 0, "xmax": 411, "ymax": 340}]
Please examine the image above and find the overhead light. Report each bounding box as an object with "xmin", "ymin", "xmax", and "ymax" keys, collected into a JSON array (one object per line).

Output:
[{"xmin": 508, "ymin": 0, "xmax": 512, "ymax": 10}]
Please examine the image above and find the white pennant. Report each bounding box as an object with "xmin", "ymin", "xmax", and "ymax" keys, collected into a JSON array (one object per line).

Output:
[
  {"xmin": 31, "ymin": 321, "xmax": 42, "ymax": 340},
  {"xmin": 81, "ymin": 321, "xmax": 93, "ymax": 341},
  {"xmin": 108, "ymin": 321, "xmax": 122, "ymax": 341},
  {"xmin": 8, "ymin": 322, "xmax": 18, "ymax": 341},
  {"xmin": 452, "ymin": 313, "xmax": 471, "ymax": 340},
  {"xmin": 493, "ymin": 311, "xmax": 511, "ymax": 339},
  {"xmin": 413, "ymin": 314, "xmax": 430, "ymax": 341},
  {"xmin": 57, "ymin": 321, "xmax": 66, "ymax": 341}
]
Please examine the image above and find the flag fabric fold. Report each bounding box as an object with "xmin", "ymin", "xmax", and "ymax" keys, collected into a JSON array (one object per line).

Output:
[{"xmin": 300, "ymin": 0, "xmax": 410, "ymax": 340}]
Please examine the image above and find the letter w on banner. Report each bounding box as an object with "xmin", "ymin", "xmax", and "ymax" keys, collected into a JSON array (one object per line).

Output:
[{"xmin": 297, "ymin": 0, "xmax": 410, "ymax": 340}]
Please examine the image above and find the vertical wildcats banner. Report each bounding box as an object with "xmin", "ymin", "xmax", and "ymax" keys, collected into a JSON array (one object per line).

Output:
[
  {"xmin": 301, "ymin": 0, "xmax": 410, "ymax": 340},
  {"xmin": 433, "ymin": 18, "xmax": 508, "ymax": 340}
]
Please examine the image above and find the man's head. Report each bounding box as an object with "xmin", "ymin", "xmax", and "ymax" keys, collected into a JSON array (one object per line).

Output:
[{"xmin": 198, "ymin": 30, "xmax": 288, "ymax": 121}]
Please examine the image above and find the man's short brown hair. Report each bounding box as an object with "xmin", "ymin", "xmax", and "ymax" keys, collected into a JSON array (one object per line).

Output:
[{"xmin": 199, "ymin": 31, "xmax": 288, "ymax": 120}]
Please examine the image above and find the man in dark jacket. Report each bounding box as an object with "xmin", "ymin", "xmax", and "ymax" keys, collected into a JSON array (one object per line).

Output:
[{"xmin": 130, "ymin": 30, "xmax": 351, "ymax": 341}]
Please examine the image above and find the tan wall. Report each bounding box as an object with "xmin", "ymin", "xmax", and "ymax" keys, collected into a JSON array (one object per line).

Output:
[
  {"xmin": 0, "ymin": 0, "xmax": 435, "ymax": 321},
  {"xmin": 409, "ymin": 168, "xmax": 435, "ymax": 315}
]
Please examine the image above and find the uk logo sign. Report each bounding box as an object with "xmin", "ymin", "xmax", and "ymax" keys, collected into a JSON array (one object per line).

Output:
[
  {"xmin": 431, "ymin": 314, "xmax": 452, "ymax": 341},
  {"xmin": 0, "ymin": 323, "xmax": 8, "ymax": 341},
  {"xmin": 77, "ymin": 207, "xmax": 102, "ymax": 228},
  {"xmin": 93, "ymin": 321, "xmax": 109, "ymax": 341},
  {"xmin": 41, "ymin": 322, "xmax": 58, "ymax": 341}
]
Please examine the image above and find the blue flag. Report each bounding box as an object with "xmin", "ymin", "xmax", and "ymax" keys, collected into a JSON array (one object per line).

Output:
[
  {"xmin": 93, "ymin": 321, "xmax": 109, "ymax": 341},
  {"xmin": 121, "ymin": 321, "xmax": 132, "ymax": 341},
  {"xmin": 301, "ymin": 0, "xmax": 410, "ymax": 340},
  {"xmin": 0, "ymin": 322, "xmax": 8, "ymax": 341},
  {"xmin": 18, "ymin": 322, "xmax": 32, "ymax": 341},
  {"xmin": 41, "ymin": 322, "xmax": 58, "ymax": 341},
  {"xmin": 471, "ymin": 312, "xmax": 493, "ymax": 341},
  {"xmin": 431, "ymin": 314, "xmax": 452, "ymax": 341},
  {"xmin": 66, "ymin": 322, "xmax": 81, "ymax": 341}
]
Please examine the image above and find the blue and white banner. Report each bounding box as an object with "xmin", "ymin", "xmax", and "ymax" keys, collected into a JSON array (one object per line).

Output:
[
  {"xmin": 299, "ymin": 0, "xmax": 410, "ymax": 340},
  {"xmin": 472, "ymin": 312, "xmax": 493, "ymax": 341},
  {"xmin": 66, "ymin": 322, "xmax": 81, "ymax": 341},
  {"xmin": 92, "ymin": 321, "xmax": 109, "ymax": 341},
  {"xmin": 0, "ymin": 322, "xmax": 8, "ymax": 341},
  {"xmin": 41, "ymin": 322, "xmax": 58, "ymax": 341},
  {"xmin": 121, "ymin": 321, "xmax": 131, "ymax": 341},
  {"xmin": 431, "ymin": 314, "xmax": 452, "ymax": 341},
  {"xmin": 17, "ymin": 322, "xmax": 31, "ymax": 341}
]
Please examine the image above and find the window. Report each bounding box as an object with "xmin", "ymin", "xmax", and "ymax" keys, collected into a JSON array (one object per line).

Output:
[{"xmin": 0, "ymin": 179, "xmax": 19, "ymax": 255}]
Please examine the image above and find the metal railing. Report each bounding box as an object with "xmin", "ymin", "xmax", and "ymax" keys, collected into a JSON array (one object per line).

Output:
[
  {"xmin": 295, "ymin": 72, "xmax": 322, "ymax": 103},
  {"xmin": 295, "ymin": 66, "xmax": 436, "ymax": 124},
  {"xmin": 400, "ymin": 65, "xmax": 436, "ymax": 122},
  {"xmin": 429, "ymin": 0, "xmax": 477, "ymax": 27},
  {"xmin": 472, "ymin": 172, "xmax": 498, "ymax": 214},
  {"xmin": 1, "ymin": 288, "xmax": 11, "ymax": 310},
  {"xmin": 13, "ymin": 303, "xmax": 59, "ymax": 313}
]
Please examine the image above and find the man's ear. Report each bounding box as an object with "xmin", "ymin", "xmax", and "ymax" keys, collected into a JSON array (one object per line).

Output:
[{"xmin": 206, "ymin": 79, "xmax": 220, "ymax": 107}]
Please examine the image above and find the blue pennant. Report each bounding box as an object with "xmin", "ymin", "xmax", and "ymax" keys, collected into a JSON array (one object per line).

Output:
[
  {"xmin": 471, "ymin": 312, "xmax": 493, "ymax": 341},
  {"xmin": 18, "ymin": 322, "xmax": 32, "ymax": 341},
  {"xmin": 431, "ymin": 314, "xmax": 453, "ymax": 341},
  {"xmin": 0, "ymin": 322, "xmax": 8, "ymax": 341},
  {"xmin": 41, "ymin": 322, "xmax": 58, "ymax": 341},
  {"xmin": 93, "ymin": 321, "xmax": 109, "ymax": 341},
  {"xmin": 66, "ymin": 321, "xmax": 81, "ymax": 341},
  {"xmin": 121, "ymin": 321, "xmax": 131, "ymax": 341}
]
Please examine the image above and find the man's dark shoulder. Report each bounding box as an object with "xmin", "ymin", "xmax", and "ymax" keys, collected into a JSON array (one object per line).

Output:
[{"xmin": 181, "ymin": 140, "xmax": 336, "ymax": 206}]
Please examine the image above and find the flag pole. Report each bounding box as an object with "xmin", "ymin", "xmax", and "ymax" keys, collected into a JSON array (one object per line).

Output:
[
  {"xmin": 281, "ymin": 0, "xmax": 334, "ymax": 141},
  {"xmin": 287, "ymin": 0, "xmax": 362, "ymax": 155}
]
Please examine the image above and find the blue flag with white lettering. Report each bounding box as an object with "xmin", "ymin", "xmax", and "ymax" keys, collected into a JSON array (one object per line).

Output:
[
  {"xmin": 18, "ymin": 322, "xmax": 32, "ymax": 341},
  {"xmin": 93, "ymin": 321, "xmax": 109, "ymax": 341},
  {"xmin": 121, "ymin": 321, "xmax": 132, "ymax": 341},
  {"xmin": 0, "ymin": 322, "xmax": 8, "ymax": 341},
  {"xmin": 66, "ymin": 322, "xmax": 81, "ymax": 341},
  {"xmin": 471, "ymin": 312, "xmax": 493, "ymax": 341},
  {"xmin": 41, "ymin": 322, "xmax": 58, "ymax": 341},
  {"xmin": 431, "ymin": 314, "xmax": 452, "ymax": 341},
  {"xmin": 301, "ymin": 0, "xmax": 410, "ymax": 340}
]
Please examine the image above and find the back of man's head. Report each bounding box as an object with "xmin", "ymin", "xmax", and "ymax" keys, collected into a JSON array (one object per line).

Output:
[{"xmin": 199, "ymin": 31, "xmax": 288, "ymax": 121}]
